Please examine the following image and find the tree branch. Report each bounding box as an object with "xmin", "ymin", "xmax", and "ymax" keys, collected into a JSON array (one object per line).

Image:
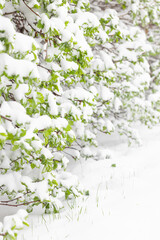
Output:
[
  {"xmin": 0, "ymin": 196, "xmax": 22, "ymax": 203},
  {"xmin": 0, "ymin": 199, "xmax": 40, "ymax": 207},
  {"xmin": 37, "ymin": 64, "xmax": 51, "ymax": 73},
  {"xmin": 3, "ymin": 11, "xmax": 17, "ymax": 16},
  {"xmin": 52, "ymin": 91, "xmax": 61, "ymax": 97},
  {"xmin": 0, "ymin": 233, "xmax": 6, "ymax": 237},
  {"xmin": 0, "ymin": 115, "xmax": 19, "ymax": 128},
  {"xmin": 0, "ymin": 115, "xmax": 12, "ymax": 122},
  {"xmin": 22, "ymin": 0, "xmax": 40, "ymax": 17}
]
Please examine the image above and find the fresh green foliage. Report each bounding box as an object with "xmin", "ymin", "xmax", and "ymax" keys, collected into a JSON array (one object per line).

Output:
[{"xmin": 0, "ymin": 0, "xmax": 160, "ymax": 238}]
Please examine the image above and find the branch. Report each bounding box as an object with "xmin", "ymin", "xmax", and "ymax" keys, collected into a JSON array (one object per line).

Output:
[
  {"xmin": 75, "ymin": 140, "xmax": 83, "ymax": 148},
  {"xmin": 97, "ymin": 100, "xmax": 111, "ymax": 108},
  {"xmin": 22, "ymin": 0, "xmax": 40, "ymax": 17},
  {"xmin": 65, "ymin": 146, "xmax": 79, "ymax": 151},
  {"xmin": 62, "ymin": 151, "xmax": 76, "ymax": 159},
  {"xmin": 0, "ymin": 200, "xmax": 40, "ymax": 207},
  {"xmin": 52, "ymin": 91, "xmax": 61, "ymax": 97},
  {"xmin": 0, "ymin": 115, "xmax": 12, "ymax": 122},
  {"xmin": 0, "ymin": 196, "xmax": 22, "ymax": 203},
  {"xmin": 3, "ymin": 11, "xmax": 17, "ymax": 16},
  {"xmin": 118, "ymin": 10, "xmax": 131, "ymax": 18},
  {"xmin": 0, "ymin": 233, "xmax": 6, "ymax": 237},
  {"xmin": 37, "ymin": 64, "xmax": 51, "ymax": 73},
  {"xmin": 0, "ymin": 115, "xmax": 19, "ymax": 128}
]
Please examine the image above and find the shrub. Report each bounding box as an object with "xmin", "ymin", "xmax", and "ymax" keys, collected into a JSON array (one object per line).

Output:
[{"xmin": 0, "ymin": 0, "xmax": 159, "ymax": 238}]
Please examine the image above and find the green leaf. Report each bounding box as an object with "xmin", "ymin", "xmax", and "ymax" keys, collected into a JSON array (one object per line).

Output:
[
  {"xmin": 20, "ymin": 129, "xmax": 26, "ymax": 138},
  {"xmin": 32, "ymin": 43, "xmax": 37, "ymax": 51},
  {"xmin": 85, "ymin": 190, "xmax": 90, "ymax": 196},
  {"xmin": 64, "ymin": 124, "xmax": 72, "ymax": 132},
  {"xmin": 111, "ymin": 164, "xmax": 116, "ymax": 168},
  {"xmin": 37, "ymin": 92, "xmax": 45, "ymax": 104},
  {"xmin": 37, "ymin": 20, "xmax": 44, "ymax": 29},
  {"xmin": 31, "ymin": 163, "xmax": 36, "ymax": 169},
  {"xmin": 33, "ymin": 4, "xmax": 40, "ymax": 9},
  {"xmin": 0, "ymin": 132, "xmax": 7, "ymax": 137},
  {"xmin": 22, "ymin": 221, "xmax": 29, "ymax": 227},
  {"xmin": 12, "ymin": 144, "xmax": 19, "ymax": 151}
]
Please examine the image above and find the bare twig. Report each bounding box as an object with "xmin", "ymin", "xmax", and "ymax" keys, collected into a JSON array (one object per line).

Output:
[
  {"xmin": 0, "ymin": 115, "xmax": 12, "ymax": 122},
  {"xmin": 65, "ymin": 146, "xmax": 79, "ymax": 151},
  {"xmin": 0, "ymin": 233, "xmax": 6, "ymax": 237},
  {"xmin": 37, "ymin": 64, "xmax": 51, "ymax": 73},
  {"xmin": 0, "ymin": 196, "xmax": 22, "ymax": 203},
  {"xmin": 0, "ymin": 199, "xmax": 40, "ymax": 207},
  {"xmin": 52, "ymin": 91, "xmax": 61, "ymax": 97},
  {"xmin": 0, "ymin": 115, "xmax": 19, "ymax": 128},
  {"xmin": 3, "ymin": 11, "xmax": 17, "ymax": 16},
  {"xmin": 97, "ymin": 100, "xmax": 111, "ymax": 108},
  {"xmin": 22, "ymin": 0, "xmax": 40, "ymax": 17},
  {"xmin": 62, "ymin": 151, "xmax": 76, "ymax": 159}
]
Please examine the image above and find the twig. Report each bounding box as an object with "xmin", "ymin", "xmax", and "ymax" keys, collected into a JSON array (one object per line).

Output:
[
  {"xmin": 37, "ymin": 64, "xmax": 51, "ymax": 73},
  {"xmin": 52, "ymin": 91, "xmax": 61, "ymax": 97},
  {"xmin": 97, "ymin": 100, "xmax": 111, "ymax": 108},
  {"xmin": 62, "ymin": 151, "xmax": 76, "ymax": 159},
  {"xmin": 0, "ymin": 115, "xmax": 12, "ymax": 122},
  {"xmin": 75, "ymin": 140, "xmax": 83, "ymax": 148},
  {"xmin": 0, "ymin": 200, "xmax": 40, "ymax": 207},
  {"xmin": 22, "ymin": 0, "xmax": 40, "ymax": 17},
  {"xmin": 0, "ymin": 191, "xmax": 31, "ymax": 204},
  {"xmin": 65, "ymin": 146, "xmax": 79, "ymax": 151},
  {"xmin": 0, "ymin": 115, "xmax": 19, "ymax": 128},
  {"xmin": 0, "ymin": 233, "xmax": 6, "ymax": 237},
  {"xmin": 0, "ymin": 196, "xmax": 22, "ymax": 203},
  {"xmin": 3, "ymin": 11, "xmax": 17, "ymax": 16}
]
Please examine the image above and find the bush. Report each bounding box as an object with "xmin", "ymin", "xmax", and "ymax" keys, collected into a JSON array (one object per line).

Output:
[{"xmin": 0, "ymin": 0, "xmax": 159, "ymax": 238}]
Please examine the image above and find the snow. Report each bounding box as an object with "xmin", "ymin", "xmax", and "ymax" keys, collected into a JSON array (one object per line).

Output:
[
  {"xmin": 3, "ymin": 209, "xmax": 28, "ymax": 236},
  {"xmin": 12, "ymin": 84, "xmax": 29, "ymax": 101},
  {"xmin": 148, "ymin": 93, "xmax": 160, "ymax": 102},
  {"xmin": 0, "ymin": 150, "xmax": 10, "ymax": 168},
  {"xmin": 0, "ymin": 53, "xmax": 40, "ymax": 80},
  {"xmin": 28, "ymin": 0, "xmax": 40, "ymax": 8},
  {"xmin": 63, "ymin": 87, "xmax": 94, "ymax": 103},
  {"xmin": 0, "ymin": 172, "xmax": 22, "ymax": 192},
  {"xmin": 35, "ymin": 181, "xmax": 49, "ymax": 201},
  {"xmin": 75, "ymin": 12, "xmax": 100, "ymax": 28},
  {"xmin": 6, "ymin": 124, "xmax": 159, "ymax": 240},
  {"xmin": 29, "ymin": 115, "xmax": 68, "ymax": 132},
  {"xmin": 0, "ymin": 125, "xmax": 6, "ymax": 137},
  {"xmin": 99, "ymin": 85, "xmax": 114, "ymax": 101},
  {"xmin": 0, "ymin": 15, "xmax": 15, "ymax": 42},
  {"xmin": 114, "ymin": 97, "xmax": 122, "ymax": 111},
  {"xmin": 59, "ymin": 101, "xmax": 81, "ymax": 119},
  {"xmin": 133, "ymin": 72, "xmax": 151, "ymax": 88},
  {"xmin": 60, "ymin": 59, "xmax": 79, "ymax": 71},
  {"xmin": 14, "ymin": 32, "xmax": 39, "ymax": 62},
  {"xmin": 1, "ymin": 0, "xmax": 160, "ymax": 238},
  {"xmin": 75, "ymin": 29, "xmax": 93, "ymax": 56},
  {"xmin": 100, "ymin": 51, "xmax": 115, "ymax": 69},
  {"xmin": 0, "ymin": 101, "xmax": 31, "ymax": 124}
]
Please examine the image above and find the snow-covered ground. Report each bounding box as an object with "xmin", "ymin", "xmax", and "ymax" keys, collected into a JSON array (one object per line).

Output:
[{"xmin": 2, "ymin": 124, "xmax": 160, "ymax": 240}]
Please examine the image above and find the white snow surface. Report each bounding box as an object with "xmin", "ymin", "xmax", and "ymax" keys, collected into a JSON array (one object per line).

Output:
[{"xmin": 1, "ymin": 125, "xmax": 160, "ymax": 239}]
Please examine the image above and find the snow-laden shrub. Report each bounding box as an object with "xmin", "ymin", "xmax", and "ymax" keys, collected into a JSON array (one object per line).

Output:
[
  {"xmin": 0, "ymin": 0, "xmax": 160, "ymax": 237},
  {"xmin": 0, "ymin": 210, "xmax": 28, "ymax": 239}
]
